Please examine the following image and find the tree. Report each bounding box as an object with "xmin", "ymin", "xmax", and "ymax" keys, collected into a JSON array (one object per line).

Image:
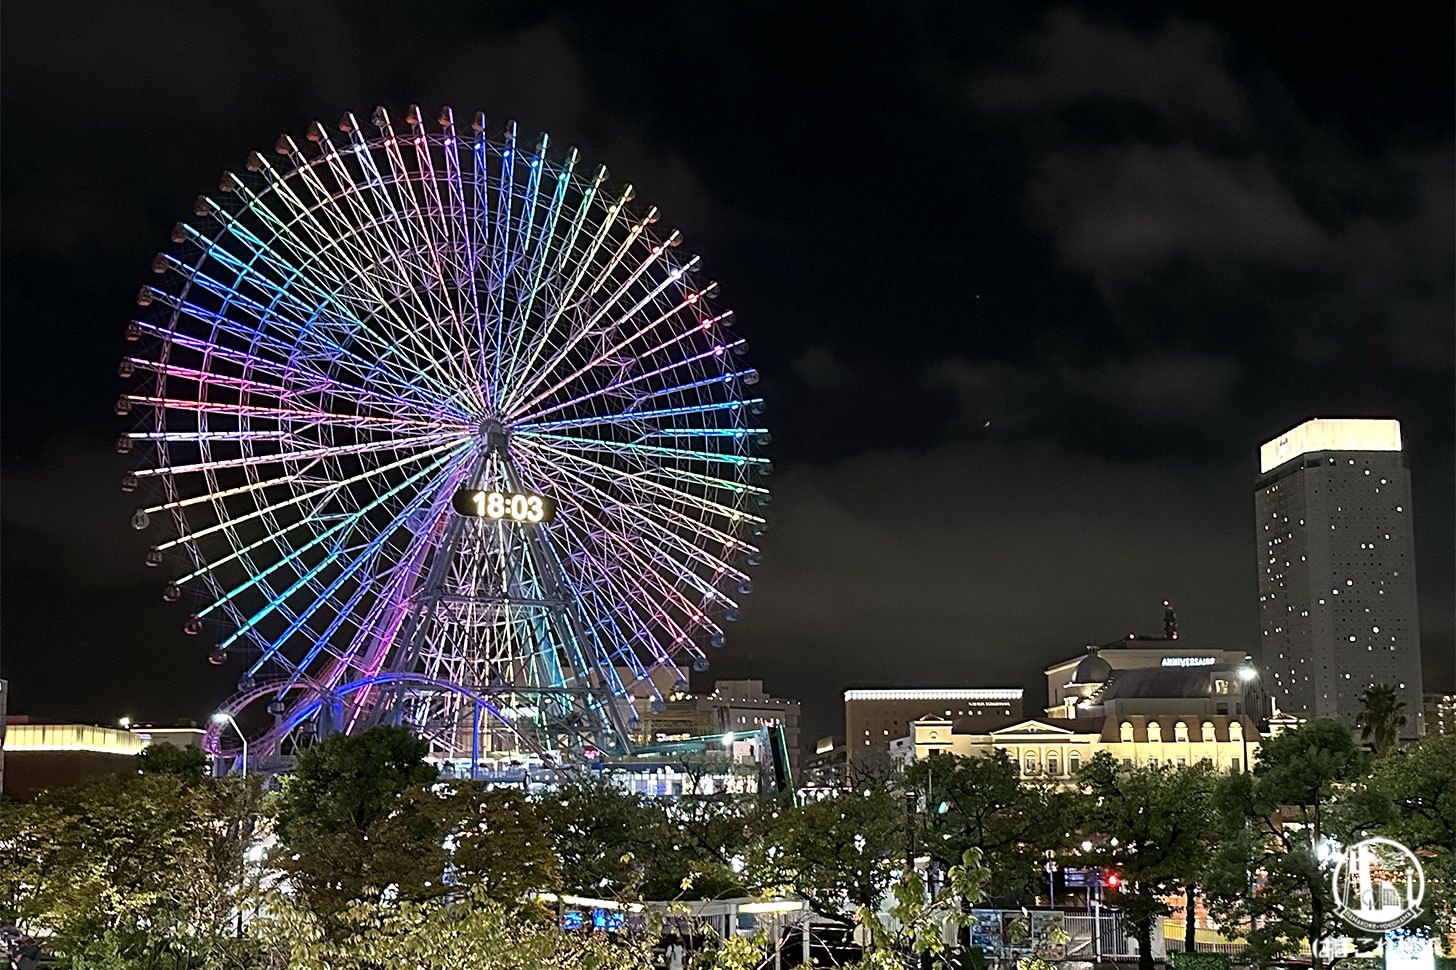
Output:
[
  {"xmin": 1336, "ymin": 731, "xmax": 1456, "ymax": 937},
  {"xmin": 742, "ymin": 785, "xmax": 903, "ymax": 918},
  {"xmin": 904, "ymin": 752, "xmax": 1079, "ymax": 905},
  {"xmin": 1355, "ymin": 684, "xmax": 1407, "ymax": 756},
  {"xmin": 255, "ymin": 886, "xmax": 656, "ymax": 970},
  {"xmin": 0, "ymin": 771, "xmax": 268, "ymax": 967},
  {"xmin": 135, "ymin": 742, "xmax": 209, "ymax": 780},
  {"xmin": 855, "ymin": 850, "xmax": 992, "ymax": 970},
  {"xmin": 533, "ymin": 777, "xmax": 673, "ymax": 899},
  {"xmin": 1078, "ymin": 754, "xmax": 1218, "ymax": 970},
  {"xmin": 426, "ymin": 783, "xmax": 560, "ymax": 902},
  {"xmin": 657, "ymin": 791, "xmax": 755, "ymax": 900},
  {"xmin": 274, "ymin": 725, "xmax": 443, "ymax": 921},
  {"xmin": 1205, "ymin": 720, "xmax": 1369, "ymax": 970}
]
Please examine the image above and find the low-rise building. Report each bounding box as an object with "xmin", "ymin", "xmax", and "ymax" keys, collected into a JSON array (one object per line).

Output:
[
  {"xmin": 2, "ymin": 717, "xmax": 148, "ymax": 799},
  {"xmin": 696, "ymin": 679, "xmax": 801, "ymax": 777},
  {"xmin": 128, "ymin": 723, "xmax": 207, "ymax": 749},
  {"xmin": 845, "ymin": 688, "xmax": 1023, "ymax": 767},
  {"xmin": 900, "ymin": 712, "xmax": 1259, "ymax": 779}
]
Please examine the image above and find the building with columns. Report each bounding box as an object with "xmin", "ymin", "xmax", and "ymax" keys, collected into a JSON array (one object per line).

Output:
[{"xmin": 896, "ymin": 712, "xmax": 1258, "ymax": 781}]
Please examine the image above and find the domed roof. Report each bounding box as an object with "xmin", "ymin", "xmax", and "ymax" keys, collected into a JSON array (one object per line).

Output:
[{"xmin": 1071, "ymin": 646, "xmax": 1111, "ymax": 686}]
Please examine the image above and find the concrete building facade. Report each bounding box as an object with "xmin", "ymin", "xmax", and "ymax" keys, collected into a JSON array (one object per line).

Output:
[
  {"xmin": 696, "ymin": 679, "xmax": 801, "ymax": 777},
  {"xmin": 845, "ymin": 688, "xmax": 1022, "ymax": 766},
  {"xmin": 1255, "ymin": 418, "xmax": 1423, "ymax": 733}
]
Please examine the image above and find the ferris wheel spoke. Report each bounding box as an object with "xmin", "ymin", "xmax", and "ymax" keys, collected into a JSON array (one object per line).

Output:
[
  {"xmin": 189, "ymin": 209, "xmax": 466, "ymax": 414},
  {"xmin": 520, "ymin": 431, "xmax": 770, "ymax": 477},
  {"xmin": 557, "ymin": 511, "xmax": 724, "ymax": 667},
  {"xmin": 124, "ymin": 354, "xmax": 416, "ymax": 416},
  {"xmin": 508, "ymin": 134, "xmax": 547, "ymax": 281},
  {"xmin": 124, "ymin": 395, "xmax": 460, "ymax": 432},
  {"xmin": 215, "ymin": 447, "xmax": 469, "ymax": 650},
  {"xmin": 132, "ymin": 321, "xmax": 453, "ymax": 420},
  {"xmin": 132, "ymin": 430, "xmax": 463, "ymax": 481},
  {"xmin": 607, "ymin": 502, "xmax": 751, "ymax": 590},
  {"xmin": 152, "ymin": 438, "xmax": 466, "ymax": 552},
  {"xmin": 336, "ymin": 113, "xmax": 485, "ymax": 408},
  {"xmin": 437, "ymin": 109, "xmax": 490, "ymax": 404},
  {"xmin": 162, "ymin": 257, "xmax": 458, "ymax": 411},
  {"xmin": 485, "ymin": 124, "xmax": 520, "ymax": 399},
  {"xmin": 514, "ymin": 397, "xmax": 762, "ymax": 433},
  {"xmin": 255, "ymin": 545, "xmax": 399, "ymax": 685},
  {"xmin": 545, "ymin": 518, "xmax": 696, "ymax": 681},
  {"xmin": 655, "ymin": 502, "xmax": 760, "ymax": 556},
  {"xmin": 499, "ymin": 145, "xmax": 575, "ymax": 397},
  {"xmin": 308, "ymin": 529, "xmax": 435, "ymax": 685},
  {"xmin": 503, "ymin": 223, "xmax": 695, "ymax": 416},
  {"xmin": 499, "ymin": 173, "xmax": 623, "ymax": 409},
  {"xmin": 511, "ymin": 329, "xmax": 742, "ymax": 424},
  {"xmin": 515, "ymin": 447, "xmax": 745, "ymax": 607},
  {"xmin": 186, "ymin": 444, "xmax": 465, "ymax": 601},
  {"xmin": 245, "ymin": 145, "xmax": 481, "ymax": 409},
  {"xmin": 519, "ymin": 438, "xmax": 745, "ymax": 523},
  {"xmin": 498, "ymin": 151, "xmax": 592, "ymax": 398},
  {"xmin": 568, "ymin": 556, "xmax": 694, "ymax": 684},
  {"xmin": 159, "ymin": 241, "xmax": 432, "ymax": 403},
  {"xmin": 646, "ymin": 465, "xmax": 769, "ymax": 502},
  {"xmin": 508, "ymin": 279, "xmax": 711, "ymax": 419},
  {"xmin": 378, "ymin": 115, "xmax": 481, "ymax": 398}
]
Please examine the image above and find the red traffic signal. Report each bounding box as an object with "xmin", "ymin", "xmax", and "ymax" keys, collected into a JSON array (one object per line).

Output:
[{"xmin": 1104, "ymin": 870, "xmax": 1121, "ymax": 888}]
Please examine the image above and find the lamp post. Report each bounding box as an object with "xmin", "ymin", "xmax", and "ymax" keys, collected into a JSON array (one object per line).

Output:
[
  {"xmin": 905, "ymin": 790, "xmax": 917, "ymax": 876},
  {"xmin": 1237, "ymin": 664, "xmax": 1258, "ymax": 772},
  {"xmin": 212, "ymin": 711, "xmax": 247, "ymax": 777}
]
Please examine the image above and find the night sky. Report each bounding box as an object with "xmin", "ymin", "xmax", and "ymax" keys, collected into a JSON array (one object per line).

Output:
[{"xmin": 2, "ymin": 2, "xmax": 1451, "ymax": 744}]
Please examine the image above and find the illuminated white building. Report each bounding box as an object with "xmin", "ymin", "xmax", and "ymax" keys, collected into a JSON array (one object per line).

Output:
[
  {"xmin": 1256, "ymin": 418, "xmax": 1423, "ymax": 734},
  {"xmin": 898, "ymin": 713, "xmax": 1258, "ymax": 778}
]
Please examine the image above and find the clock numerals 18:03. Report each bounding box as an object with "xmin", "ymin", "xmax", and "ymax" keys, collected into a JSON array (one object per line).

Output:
[{"xmin": 451, "ymin": 489, "xmax": 556, "ymax": 524}]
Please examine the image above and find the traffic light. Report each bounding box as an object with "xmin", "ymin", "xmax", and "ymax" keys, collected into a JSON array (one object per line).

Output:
[{"xmin": 1104, "ymin": 869, "xmax": 1121, "ymax": 889}]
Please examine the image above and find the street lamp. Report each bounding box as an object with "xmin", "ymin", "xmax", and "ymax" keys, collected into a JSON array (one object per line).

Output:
[
  {"xmin": 1237, "ymin": 664, "xmax": 1259, "ymax": 772},
  {"xmin": 212, "ymin": 711, "xmax": 247, "ymax": 776}
]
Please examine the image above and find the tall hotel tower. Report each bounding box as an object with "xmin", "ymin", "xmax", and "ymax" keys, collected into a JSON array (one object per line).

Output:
[{"xmin": 1256, "ymin": 418, "xmax": 1423, "ymax": 735}]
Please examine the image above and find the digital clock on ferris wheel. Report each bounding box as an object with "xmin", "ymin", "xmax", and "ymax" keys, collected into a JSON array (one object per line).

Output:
[{"xmin": 451, "ymin": 489, "xmax": 556, "ymax": 524}]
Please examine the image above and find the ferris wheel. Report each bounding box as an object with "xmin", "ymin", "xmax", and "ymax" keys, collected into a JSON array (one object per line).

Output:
[{"xmin": 116, "ymin": 105, "xmax": 769, "ymax": 762}]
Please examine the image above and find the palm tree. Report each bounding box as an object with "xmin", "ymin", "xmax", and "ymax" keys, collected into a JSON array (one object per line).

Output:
[{"xmin": 1355, "ymin": 684, "xmax": 1406, "ymax": 756}]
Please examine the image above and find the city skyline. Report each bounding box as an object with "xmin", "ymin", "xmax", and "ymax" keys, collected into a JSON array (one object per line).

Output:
[{"xmin": 1, "ymin": 4, "xmax": 1451, "ymax": 746}]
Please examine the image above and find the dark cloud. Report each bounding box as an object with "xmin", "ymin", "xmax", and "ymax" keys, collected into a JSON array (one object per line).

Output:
[
  {"xmin": 731, "ymin": 441, "xmax": 1256, "ymax": 739},
  {"xmin": 962, "ymin": 8, "xmax": 1455, "ymax": 378}
]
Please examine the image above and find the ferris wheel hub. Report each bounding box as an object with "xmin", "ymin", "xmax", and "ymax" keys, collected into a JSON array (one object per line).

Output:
[{"xmin": 477, "ymin": 416, "xmax": 511, "ymax": 455}]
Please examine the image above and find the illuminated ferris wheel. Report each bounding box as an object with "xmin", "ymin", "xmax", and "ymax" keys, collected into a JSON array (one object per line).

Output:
[{"xmin": 116, "ymin": 105, "xmax": 769, "ymax": 762}]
